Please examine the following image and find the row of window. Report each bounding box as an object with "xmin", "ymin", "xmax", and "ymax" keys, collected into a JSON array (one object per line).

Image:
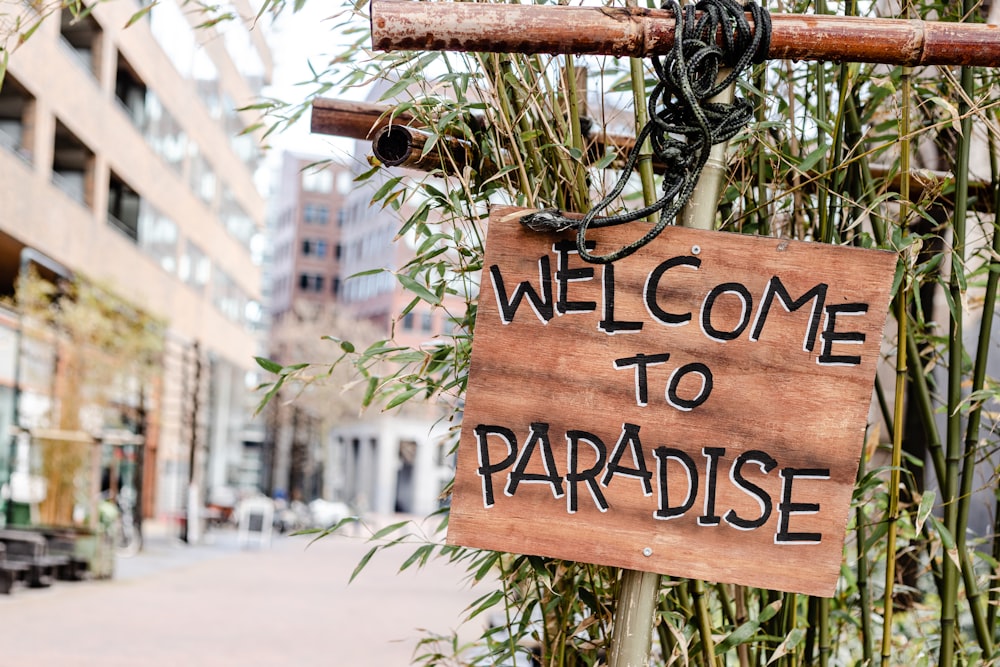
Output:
[
  {"xmin": 301, "ymin": 238, "xmax": 344, "ymax": 259},
  {"xmin": 297, "ymin": 273, "xmax": 341, "ymax": 296},
  {"xmin": 400, "ymin": 310, "xmax": 457, "ymax": 336}
]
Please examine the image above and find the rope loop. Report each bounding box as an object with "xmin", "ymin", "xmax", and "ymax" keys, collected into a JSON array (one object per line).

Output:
[{"xmin": 519, "ymin": 0, "xmax": 771, "ymax": 264}]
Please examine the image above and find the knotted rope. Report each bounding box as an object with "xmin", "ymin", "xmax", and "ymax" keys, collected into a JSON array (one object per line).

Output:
[{"xmin": 520, "ymin": 0, "xmax": 771, "ymax": 264}]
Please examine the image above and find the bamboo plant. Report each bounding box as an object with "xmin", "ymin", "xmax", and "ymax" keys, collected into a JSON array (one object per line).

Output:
[{"xmin": 247, "ymin": 0, "xmax": 1000, "ymax": 664}]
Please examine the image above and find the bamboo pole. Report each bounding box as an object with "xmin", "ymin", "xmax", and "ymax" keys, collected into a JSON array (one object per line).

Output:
[
  {"xmin": 312, "ymin": 98, "xmax": 995, "ymax": 213},
  {"xmin": 371, "ymin": 0, "xmax": 1000, "ymax": 67},
  {"xmin": 606, "ymin": 15, "xmax": 662, "ymax": 663},
  {"xmin": 310, "ymin": 98, "xmax": 418, "ymax": 140}
]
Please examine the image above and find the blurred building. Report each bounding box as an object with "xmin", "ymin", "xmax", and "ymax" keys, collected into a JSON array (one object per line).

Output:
[
  {"xmin": 0, "ymin": 0, "xmax": 271, "ymax": 535},
  {"xmin": 262, "ymin": 152, "xmax": 350, "ymax": 502},
  {"xmin": 264, "ymin": 149, "xmax": 455, "ymax": 516}
]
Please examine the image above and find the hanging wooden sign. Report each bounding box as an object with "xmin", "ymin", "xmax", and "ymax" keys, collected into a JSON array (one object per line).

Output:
[{"xmin": 447, "ymin": 206, "xmax": 896, "ymax": 597}]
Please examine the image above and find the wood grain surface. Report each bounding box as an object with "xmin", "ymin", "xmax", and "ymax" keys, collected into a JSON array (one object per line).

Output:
[{"xmin": 447, "ymin": 206, "xmax": 897, "ymax": 597}]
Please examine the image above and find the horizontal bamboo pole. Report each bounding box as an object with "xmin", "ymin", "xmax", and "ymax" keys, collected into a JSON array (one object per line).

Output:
[
  {"xmin": 312, "ymin": 98, "xmax": 994, "ymax": 210},
  {"xmin": 371, "ymin": 0, "xmax": 1000, "ymax": 67},
  {"xmin": 310, "ymin": 98, "xmax": 419, "ymax": 140}
]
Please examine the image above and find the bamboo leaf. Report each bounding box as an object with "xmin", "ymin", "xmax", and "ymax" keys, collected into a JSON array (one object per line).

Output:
[
  {"xmin": 255, "ymin": 356, "xmax": 283, "ymax": 374},
  {"xmin": 350, "ymin": 545, "xmax": 380, "ymax": 583},
  {"xmin": 400, "ymin": 544, "xmax": 435, "ymax": 572},
  {"xmin": 370, "ymin": 520, "xmax": 411, "ymax": 541},
  {"xmin": 797, "ymin": 144, "xmax": 830, "ymax": 173},
  {"xmin": 124, "ymin": 2, "xmax": 158, "ymax": 28},
  {"xmin": 914, "ymin": 489, "xmax": 936, "ymax": 534},
  {"xmin": 927, "ymin": 514, "xmax": 961, "ymax": 568},
  {"xmin": 397, "ymin": 273, "xmax": 442, "ymax": 304},
  {"xmin": 466, "ymin": 589, "xmax": 504, "ymax": 620},
  {"xmin": 767, "ymin": 627, "xmax": 806, "ymax": 664},
  {"xmin": 385, "ymin": 386, "xmax": 421, "ymax": 409}
]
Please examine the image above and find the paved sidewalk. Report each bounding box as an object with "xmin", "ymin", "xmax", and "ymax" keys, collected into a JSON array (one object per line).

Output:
[{"xmin": 0, "ymin": 520, "xmax": 490, "ymax": 666}]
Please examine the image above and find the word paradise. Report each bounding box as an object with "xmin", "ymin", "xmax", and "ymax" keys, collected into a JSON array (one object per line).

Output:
[{"xmin": 448, "ymin": 208, "xmax": 896, "ymax": 596}]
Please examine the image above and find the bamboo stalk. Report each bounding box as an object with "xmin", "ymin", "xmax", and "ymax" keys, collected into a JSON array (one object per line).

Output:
[
  {"xmin": 939, "ymin": 55, "xmax": 974, "ymax": 667},
  {"xmin": 880, "ymin": 69, "xmax": 911, "ymax": 667},
  {"xmin": 988, "ymin": 143, "xmax": 1000, "ymax": 637},
  {"xmin": 608, "ymin": 569, "xmax": 661, "ymax": 667},
  {"xmin": 606, "ymin": 17, "xmax": 663, "ymax": 662},
  {"xmin": 855, "ymin": 445, "xmax": 875, "ymax": 665},
  {"xmin": 954, "ymin": 119, "xmax": 1000, "ymax": 661},
  {"xmin": 371, "ymin": 0, "xmax": 1000, "ymax": 67}
]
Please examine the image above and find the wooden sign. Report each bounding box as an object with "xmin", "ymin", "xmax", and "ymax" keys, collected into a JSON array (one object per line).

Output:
[{"xmin": 447, "ymin": 206, "xmax": 897, "ymax": 597}]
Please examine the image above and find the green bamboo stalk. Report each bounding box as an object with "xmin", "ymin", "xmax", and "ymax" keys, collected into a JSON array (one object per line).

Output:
[
  {"xmin": 939, "ymin": 52, "xmax": 973, "ymax": 667},
  {"xmin": 813, "ymin": 0, "xmax": 830, "ymax": 243},
  {"xmin": 562, "ymin": 55, "xmax": 591, "ymax": 211},
  {"xmin": 606, "ymin": 7, "xmax": 663, "ymax": 662},
  {"xmin": 880, "ymin": 70, "xmax": 911, "ymax": 667},
  {"xmin": 488, "ymin": 56, "xmax": 537, "ymax": 205},
  {"xmin": 988, "ymin": 136, "xmax": 1000, "ymax": 637},
  {"xmin": 855, "ymin": 445, "xmax": 875, "ymax": 665},
  {"xmin": 817, "ymin": 598, "xmax": 829, "ymax": 667},
  {"xmin": 753, "ymin": 65, "xmax": 769, "ymax": 236},
  {"xmin": 692, "ymin": 579, "xmax": 718, "ymax": 667},
  {"xmin": 953, "ymin": 108, "xmax": 1000, "ymax": 657},
  {"xmin": 990, "ymin": 500, "xmax": 1000, "ymax": 634}
]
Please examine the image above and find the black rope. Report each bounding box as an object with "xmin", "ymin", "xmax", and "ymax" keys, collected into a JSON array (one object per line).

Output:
[{"xmin": 520, "ymin": 0, "xmax": 771, "ymax": 264}]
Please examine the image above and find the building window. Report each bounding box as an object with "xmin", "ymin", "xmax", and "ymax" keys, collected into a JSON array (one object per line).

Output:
[
  {"xmin": 402, "ymin": 312, "xmax": 415, "ymax": 330},
  {"xmin": 301, "ymin": 239, "xmax": 328, "ymax": 258},
  {"xmin": 332, "ymin": 277, "xmax": 341, "ymax": 296},
  {"xmin": 60, "ymin": 7, "xmax": 101, "ymax": 79},
  {"xmin": 0, "ymin": 75, "xmax": 34, "ymax": 164},
  {"xmin": 303, "ymin": 203, "xmax": 329, "ymax": 225},
  {"xmin": 180, "ymin": 240, "xmax": 211, "ymax": 293},
  {"xmin": 302, "ymin": 168, "xmax": 333, "ymax": 193},
  {"xmin": 298, "ymin": 273, "xmax": 324, "ymax": 292},
  {"xmin": 421, "ymin": 312, "xmax": 433, "ymax": 333},
  {"xmin": 107, "ymin": 171, "xmax": 141, "ymax": 241},
  {"xmin": 54, "ymin": 120, "xmax": 94, "ymax": 209}
]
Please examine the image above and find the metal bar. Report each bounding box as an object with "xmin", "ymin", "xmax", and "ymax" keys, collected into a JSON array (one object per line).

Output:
[{"xmin": 371, "ymin": 0, "xmax": 1000, "ymax": 67}]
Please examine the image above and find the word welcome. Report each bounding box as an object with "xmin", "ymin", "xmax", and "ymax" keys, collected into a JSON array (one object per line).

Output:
[{"xmin": 489, "ymin": 241, "xmax": 871, "ymax": 410}]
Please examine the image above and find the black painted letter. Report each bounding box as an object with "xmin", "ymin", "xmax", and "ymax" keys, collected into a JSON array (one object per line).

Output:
[
  {"xmin": 554, "ymin": 240, "xmax": 597, "ymax": 316},
  {"xmin": 614, "ymin": 353, "xmax": 671, "ymax": 407},
  {"xmin": 602, "ymin": 423, "xmax": 653, "ymax": 495},
  {"xmin": 701, "ymin": 282, "xmax": 753, "ymax": 342},
  {"xmin": 644, "ymin": 256, "xmax": 700, "ymax": 326},
  {"xmin": 818, "ymin": 303, "xmax": 868, "ymax": 366},
  {"xmin": 665, "ymin": 363, "xmax": 714, "ymax": 411},
  {"xmin": 475, "ymin": 424, "xmax": 518, "ymax": 508},
  {"xmin": 653, "ymin": 447, "xmax": 699, "ymax": 520},
  {"xmin": 506, "ymin": 422, "xmax": 565, "ymax": 499},
  {"xmin": 490, "ymin": 257, "xmax": 554, "ymax": 324},
  {"xmin": 566, "ymin": 431, "xmax": 609, "ymax": 513},
  {"xmin": 600, "ymin": 262, "xmax": 643, "ymax": 334},
  {"xmin": 750, "ymin": 277, "xmax": 827, "ymax": 352},
  {"xmin": 724, "ymin": 450, "xmax": 777, "ymax": 530},
  {"xmin": 697, "ymin": 447, "xmax": 726, "ymax": 526},
  {"xmin": 775, "ymin": 468, "xmax": 829, "ymax": 544}
]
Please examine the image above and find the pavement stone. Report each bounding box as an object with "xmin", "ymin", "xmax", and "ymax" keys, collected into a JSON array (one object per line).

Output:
[{"xmin": 0, "ymin": 518, "xmax": 491, "ymax": 666}]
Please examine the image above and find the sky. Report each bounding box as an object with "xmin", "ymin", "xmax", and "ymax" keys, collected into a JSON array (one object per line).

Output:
[{"xmin": 259, "ymin": 2, "xmax": 365, "ymax": 160}]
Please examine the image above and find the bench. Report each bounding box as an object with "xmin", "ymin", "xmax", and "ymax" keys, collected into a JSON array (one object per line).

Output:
[
  {"xmin": 38, "ymin": 530, "xmax": 90, "ymax": 581},
  {"xmin": 0, "ymin": 544, "xmax": 30, "ymax": 594},
  {"xmin": 0, "ymin": 529, "xmax": 71, "ymax": 588}
]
